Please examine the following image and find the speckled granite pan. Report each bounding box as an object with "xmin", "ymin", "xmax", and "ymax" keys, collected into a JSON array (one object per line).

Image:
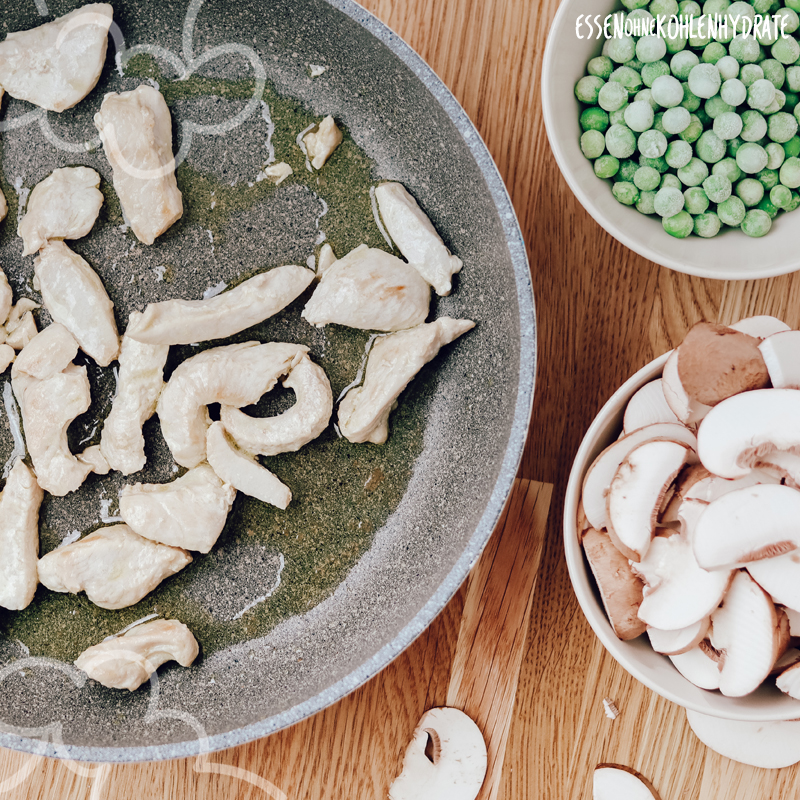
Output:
[{"xmin": 0, "ymin": 0, "xmax": 535, "ymax": 761}]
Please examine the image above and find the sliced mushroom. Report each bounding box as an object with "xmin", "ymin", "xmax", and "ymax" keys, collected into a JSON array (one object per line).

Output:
[
  {"xmin": 206, "ymin": 422, "xmax": 291, "ymax": 510},
  {"xmin": 94, "ymin": 84, "xmax": 183, "ymax": 245},
  {"xmin": 677, "ymin": 321, "xmax": 769, "ymax": 406},
  {"xmin": 697, "ymin": 389, "xmax": 800, "ymax": 479},
  {"xmin": 37, "ymin": 524, "xmax": 191, "ymax": 609},
  {"xmin": 747, "ymin": 550, "xmax": 800, "ymax": 611},
  {"xmin": 75, "ymin": 619, "xmax": 199, "ymax": 691},
  {"xmin": 388, "ymin": 707, "xmax": 487, "ymax": 800},
  {"xmin": 647, "ymin": 618, "xmax": 709, "ymax": 655},
  {"xmin": 607, "ymin": 440, "xmax": 691, "ymax": 562},
  {"xmin": 631, "ymin": 533, "xmax": 732, "ymax": 630},
  {"xmin": 693, "ymin": 484, "xmax": 800, "ymax": 570},
  {"xmin": 759, "ymin": 330, "xmax": 800, "ymax": 390},
  {"xmin": 582, "ymin": 527, "xmax": 646, "ymax": 641},
  {"xmin": 125, "ymin": 265, "xmax": 315, "ymax": 346},
  {"xmin": 709, "ymin": 571, "xmax": 779, "ymax": 697},
  {"xmin": 686, "ymin": 709, "xmax": 800, "ymax": 769},
  {"xmin": 375, "ymin": 182, "xmax": 463, "ymax": 297},
  {"xmin": 34, "ymin": 240, "xmax": 119, "ymax": 366},
  {"xmin": 338, "ymin": 318, "xmax": 474, "ymax": 445},
  {"xmin": 776, "ymin": 660, "xmax": 800, "ymax": 699},
  {"xmin": 0, "ymin": 4, "xmax": 113, "ymax": 112},
  {"xmin": 729, "ymin": 315, "xmax": 791, "ymax": 339},
  {"xmin": 99, "ymin": 335, "xmax": 169, "ymax": 475},
  {"xmin": 0, "ymin": 459, "xmax": 44, "ymax": 611},
  {"xmin": 17, "ymin": 167, "xmax": 104, "ymax": 256},
  {"xmin": 771, "ymin": 646, "xmax": 800, "ymax": 676},
  {"xmin": 623, "ymin": 379, "xmax": 680, "ymax": 434},
  {"xmin": 301, "ymin": 244, "xmax": 430, "ymax": 331},
  {"xmin": 303, "ymin": 116, "xmax": 342, "ymax": 170},
  {"xmin": 593, "ymin": 765, "xmax": 662, "ymax": 800},
  {"xmin": 755, "ymin": 450, "xmax": 800, "ymax": 489},
  {"xmin": 156, "ymin": 341, "xmax": 308, "ymax": 468},
  {"xmin": 669, "ymin": 640, "xmax": 722, "ymax": 690},
  {"xmin": 220, "ymin": 353, "xmax": 332, "ymax": 456},
  {"xmin": 661, "ymin": 349, "xmax": 711, "ymax": 425},
  {"xmin": 659, "ymin": 463, "xmax": 711, "ymax": 525},
  {"xmin": 119, "ymin": 464, "xmax": 236, "ymax": 553},
  {"xmin": 582, "ymin": 422, "xmax": 697, "ymax": 531}
]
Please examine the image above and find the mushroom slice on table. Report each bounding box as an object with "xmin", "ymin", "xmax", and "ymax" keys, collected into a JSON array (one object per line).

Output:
[
  {"xmin": 302, "ymin": 244, "xmax": 430, "ymax": 331},
  {"xmin": 693, "ymin": 484, "xmax": 800, "ymax": 570},
  {"xmin": 37, "ymin": 524, "xmax": 191, "ymax": 609},
  {"xmin": 631, "ymin": 532, "xmax": 732, "ymax": 630},
  {"xmin": 389, "ymin": 707, "xmax": 487, "ymax": 800},
  {"xmin": 99, "ymin": 334, "xmax": 169, "ymax": 475},
  {"xmin": 125, "ymin": 265, "xmax": 314, "ymax": 346},
  {"xmin": 582, "ymin": 527, "xmax": 646, "ymax": 641},
  {"xmin": 697, "ymin": 389, "xmax": 800, "ymax": 479},
  {"xmin": 206, "ymin": 422, "xmax": 291, "ymax": 510},
  {"xmin": 374, "ymin": 182, "xmax": 463, "ymax": 297},
  {"xmin": 119, "ymin": 463, "xmax": 236, "ymax": 553},
  {"xmin": 759, "ymin": 330, "xmax": 800, "ymax": 389},
  {"xmin": 75, "ymin": 619, "xmax": 199, "ymax": 691},
  {"xmin": 12, "ymin": 330, "xmax": 93, "ymax": 497},
  {"xmin": 94, "ymin": 84, "xmax": 183, "ymax": 245},
  {"xmin": 606, "ymin": 439, "xmax": 692, "ymax": 562},
  {"xmin": 0, "ymin": 459, "xmax": 44, "ymax": 611},
  {"xmin": 623, "ymin": 379, "xmax": 680, "ymax": 434},
  {"xmin": 0, "ymin": 4, "xmax": 113, "ymax": 113},
  {"xmin": 337, "ymin": 317, "xmax": 474, "ymax": 445},
  {"xmin": 157, "ymin": 341, "xmax": 308, "ymax": 468},
  {"xmin": 303, "ymin": 116, "xmax": 342, "ymax": 170},
  {"xmin": 220, "ymin": 353, "xmax": 332, "ymax": 456},
  {"xmin": 582, "ymin": 422, "xmax": 697, "ymax": 531},
  {"xmin": 18, "ymin": 167, "xmax": 104, "ymax": 256},
  {"xmin": 593, "ymin": 765, "xmax": 662, "ymax": 800},
  {"xmin": 34, "ymin": 240, "xmax": 119, "ymax": 366},
  {"xmin": 677, "ymin": 321, "xmax": 770, "ymax": 407}
]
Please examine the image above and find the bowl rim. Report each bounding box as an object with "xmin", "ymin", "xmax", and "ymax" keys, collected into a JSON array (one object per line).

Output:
[
  {"xmin": 563, "ymin": 351, "xmax": 800, "ymax": 721},
  {"xmin": 0, "ymin": 0, "xmax": 537, "ymax": 764},
  {"xmin": 540, "ymin": 0, "xmax": 800, "ymax": 282}
]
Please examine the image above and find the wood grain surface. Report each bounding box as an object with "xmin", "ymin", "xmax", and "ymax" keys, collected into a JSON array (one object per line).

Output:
[{"xmin": 3, "ymin": 0, "xmax": 800, "ymax": 797}]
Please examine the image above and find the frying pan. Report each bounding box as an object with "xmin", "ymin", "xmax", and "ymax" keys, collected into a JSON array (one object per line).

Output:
[{"xmin": 0, "ymin": 0, "xmax": 535, "ymax": 761}]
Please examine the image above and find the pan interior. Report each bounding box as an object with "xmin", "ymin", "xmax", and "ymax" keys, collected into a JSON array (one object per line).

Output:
[{"xmin": 0, "ymin": 0, "xmax": 526, "ymax": 757}]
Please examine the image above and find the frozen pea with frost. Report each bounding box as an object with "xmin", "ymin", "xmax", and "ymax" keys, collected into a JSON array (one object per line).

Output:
[
  {"xmin": 773, "ymin": 37, "xmax": 800, "ymax": 66},
  {"xmin": 787, "ymin": 66, "xmax": 800, "ymax": 93},
  {"xmin": 768, "ymin": 111, "xmax": 799, "ymax": 143},
  {"xmin": 581, "ymin": 107, "xmax": 610, "ymax": 132},
  {"xmin": 678, "ymin": 156, "xmax": 710, "ymax": 184},
  {"xmin": 672, "ymin": 50, "xmax": 700, "ymax": 79},
  {"xmin": 727, "ymin": 136, "xmax": 743, "ymax": 156},
  {"xmin": 748, "ymin": 79, "xmax": 776, "ymax": 111},
  {"xmin": 651, "ymin": 0, "xmax": 679, "ymax": 15},
  {"xmin": 689, "ymin": 63, "xmax": 723, "ymax": 97},
  {"xmin": 784, "ymin": 136, "xmax": 800, "ymax": 157},
  {"xmin": 703, "ymin": 42, "xmax": 727, "ymax": 64},
  {"xmin": 588, "ymin": 56, "xmax": 614, "ymax": 80},
  {"xmin": 696, "ymin": 129, "xmax": 727, "ymax": 161},
  {"xmin": 684, "ymin": 186, "xmax": 711, "ymax": 213},
  {"xmin": 680, "ymin": 0, "xmax": 701, "ymax": 13},
  {"xmin": 606, "ymin": 124, "xmax": 638, "ymax": 158},
  {"xmin": 575, "ymin": 76, "xmax": 605, "ymax": 104},
  {"xmin": 706, "ymin": 96, "xmax": 734, "ymax": 118},
  {"xmin": 741, "ymin": 109, "xmax": 768, "ymax": 140},
  {"xmin": 661, "ymin": 173, "xmax": 683, "ymax": 189},
  {"xmin": 642, "ymin": 61, "xmax": 671, "ymax": 86},
  {"xmin": 741, "ymin": 208, "xmax": 772, "ymax": 235},
  {"xmin": 612, "ymin": 181, "xmax": 640, "ymax": 204},
  {"xmin": 694, "ymin": 211, "xmax": 722, "ymax": 236},
  {"xmin": 638, "ymin": 128, "xmax": 669, "ymax": 157},
  {"xmin": 605, "ymin": 35, "xmax": 637, "ymax": 64},
  {"xmin": 655, "ymin": 186, "xmax": 686, "ymax": 217},
  {"xmin": 666, "ymin": 139, "xmax": 694, "ymax": 167},
  {"xmin": 736, "ymin": 141, "xmax": 769, "ymax": 172},
  {"xmin": 763, "ymin": 90, "xmax": 786, "ymax": 116},
  {"xmin": 757, "ymin": 196, "xmax": 779, "ymax": 219},
  {"xmin": 761, "ymin": 59, "xmax": 786, "ymax": 89},
  {"xmin": 757, "ymin": 168, "xmax": 779, "ymax": 190},
  {"xmin": 681, "ymin": 84, "xmax": 702, "ymax": 111},
  {"xmin": 581, "ymin": 130, "xmax": 606, "ymax": 158},
  {"xmin": 771, "ymin": 183, "xmax": 793, "ymax": 208},
  {"xmin": 598, "ymin": 82, "xmax": 629, "ymax": 111},
  {"xmin": 780, "ymin": 156, "xmax": 800, "ymax": 187},
  {"xmin": 634, "ymin": 165, "xmax": 662, "ymax": 190},
  {"xmin": 594, "ymin": 155, "xmax": 621, "ymax": 178},
  {"xmin": 703, "ymin": 0, "xmax": 730, "ymax": 16},
  {"xmin": 625, "ymin": 101, "xmax": 656, "ymax": 131},
  {"xmin": 663, "ymin": 210, "xmax": 695, "ymax": 236},
  {"xmin": 714, "ymin": 110, "xmax": 744, "ymax": 139},
  {"xmin": 776, "ymin": 6, "xmax": 800, "ymax": 33},
  {"xmin": 718, "ymin": 194, "xmax": 747, "ymax": 224},
  {"xmin": 726, "ymin": 0, "xmax": 755, "ymax": 20},
  {"xmin": 712, "ymin": 156, "xmax": 742, "ymax": 182},
  {"xmin": 635, "ymin": 88, "xmax": 659, "ymax": 109},
  {"xmin": 703, "ymin": 173, "xmax": 733, "ymax": 202},
  {"xmin": 619, "ymin": 158, "xmax": 640, "ymax": 181},
  {"xmin": 716, "ymin": 55, "xmax": 740, "ymax": 80},
  {"xmin": 622, "ymin": 0, "xmax": 650, "ymax": 8},
  {"xmin": 652, "ymin": 74, "xmax": 685, "ymax": 106},
  {"xmin": 653, "ymin": 112, "xmax": 668, "ymax": 134},
  {"xmin": 637, "ymin": 35, "xmax": 668, "ymax": 63},
  {"xmin": 663, "ymin": 106, "xmax": 692, "ymax": 133},
  {"xmin": 730, "ymin": 34, "xmax": 761, "ymax": 65},
  {"xmin": 766, "ymin": 141, "xmax": 786, "ymax": 168},
  {"xmin": 680, "ymin": 114, "xmax": 705, "ymax": 141},
  {"xmin": 636, "ymin": 190, "xmax": 658, "ymax": 214},
  {"xmin": 736, "ymin": 177, "xmax": 765, "ymax": 205},
  {"xmin": 721, "ymin": 78, "xmax": 747, "ymax": 106},
  {"xmin": 640, "ymin": 154, "xmax": 670, "ymax": 172},
  {"xmin": 609, "ymin": 106, "xmax": 629, "ymax": 125},
  {"xmin": 740, "ymin": 64, "xmax": 765, "ymax": 87},
  {"xmin": 611, "ymin": 66, "xmax": 644, "ymax": 93}
]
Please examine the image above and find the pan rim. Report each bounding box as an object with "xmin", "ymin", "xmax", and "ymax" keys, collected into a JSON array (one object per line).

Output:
[{"xmin": 0, "ymin": 0, "xmax": 536, "ymax": 763}]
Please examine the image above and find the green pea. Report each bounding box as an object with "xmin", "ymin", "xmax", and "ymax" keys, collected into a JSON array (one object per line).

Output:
[
  {"xmin": 757, "ymin": 168, "xmax": 779, "ymax": 190},
  {"xmin": 613, "ymin": 181, "xmax": 640, "ymax": 205},
  {"xmin": 636, "ymin": 189, "xmax": 658, "ymax": 214},
  {"xmin": 717, "ymin": 194, "xmax": 747, "ymax": 225},
  {"xmin": 694, "ymin": 211, "xmax": 722, "ymax": 236},
  {"xmin": 684, "ymin": 186, "xmax": 711, "ymax": 213},
  {"xmin": 663, "ymin": 210, "xmax": 695, "ymax": 236},
  {"xmin": 575, "ymin": 76, "xmax": 605, "ymax": 104},
  {"xmin": 784, "ymin": 135, "xmax": 800, "ymax": 157},
  {"xmin": 588, "ymin": 56, "xmax": 614, "ymax": 80},
  {"xmin": 741, "ymin": 208, "xmax": 773, "ymax": 235},
  {"xmin": 770, "ymin": 183, "xmax": 793, "ymax": 208}
]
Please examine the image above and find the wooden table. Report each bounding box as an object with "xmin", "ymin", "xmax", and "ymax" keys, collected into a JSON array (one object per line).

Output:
[{"xmin": 5, "ymin": 0, "xmax": 800, "ymax": 797}]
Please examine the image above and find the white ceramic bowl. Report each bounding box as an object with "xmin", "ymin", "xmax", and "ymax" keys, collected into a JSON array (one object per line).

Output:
[
  {"xmin": 564, "ymin": 352, "xmax": 800, "ymax": 720},
  {"xmin": 542, "ymin": 0, "xmax": 800, "ymax": 281}
]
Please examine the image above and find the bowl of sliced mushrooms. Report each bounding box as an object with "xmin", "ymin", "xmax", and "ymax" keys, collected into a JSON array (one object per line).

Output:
[
  {"xmin": 565, "ymin": 315, "xmax": 800, "ymax": 722},
  {"xmin": 0, "ymin": 0, "xmax": 535, "ymax": 761}
]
